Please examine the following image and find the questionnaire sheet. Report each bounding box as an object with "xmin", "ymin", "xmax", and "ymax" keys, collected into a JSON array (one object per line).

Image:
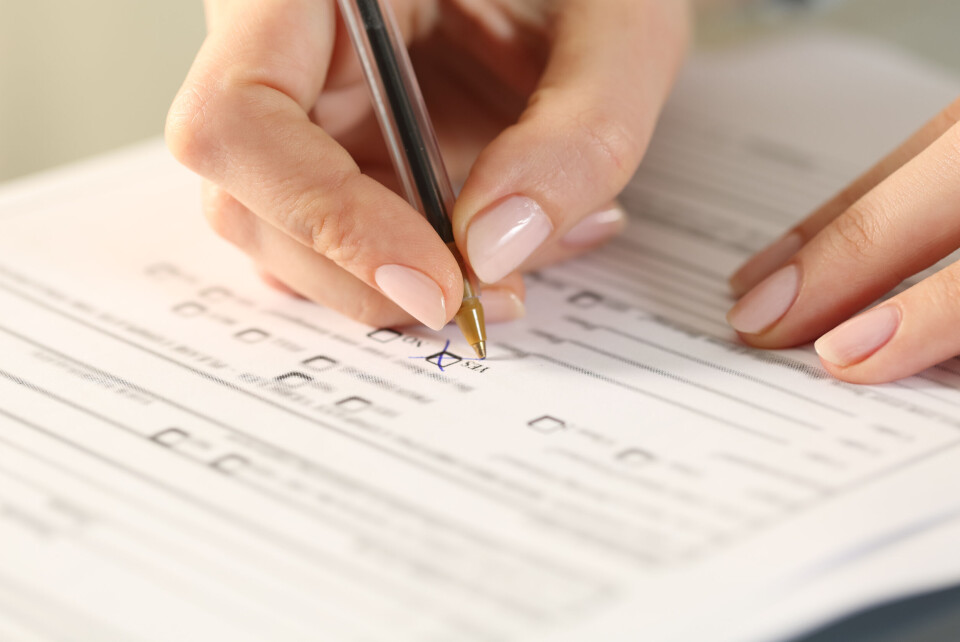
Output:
[{"xmin": 1, "ymin": 35, "xmax": 960, "ymax": 642}]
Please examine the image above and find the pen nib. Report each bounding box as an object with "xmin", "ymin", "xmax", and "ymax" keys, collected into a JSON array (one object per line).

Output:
[{"xmin": 471, "ymin": 341, "xmax": 487, "ymax": 360}]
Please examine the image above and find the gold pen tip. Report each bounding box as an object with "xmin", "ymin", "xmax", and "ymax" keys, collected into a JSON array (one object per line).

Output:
[{"xmin": 471, "ymin": 341, "xmax": 487, "ymax": 360}]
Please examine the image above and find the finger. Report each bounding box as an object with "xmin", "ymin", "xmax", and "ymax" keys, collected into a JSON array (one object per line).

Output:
[
  {"xmin": 314, "ymin": 0, "xmax": 448, "ymax": 134},
  {"xmin": 254, "ymin": 220, "xmax": 529, "ymax": 326},
  {"xmin": 321, "ymin": 4, "xmax": 535, "ymax": 171},
  {"xmin": 727, "ymin": 120, "xmax": 960, "ymax": 350},
  {"xmin": 409, "ymin": 30, "xmax": 529, "ymax": 183},
  {"xmin": 430, "ymin": 0, "xmax": 549, "ymax": 97},
  {"xmin": 201, "ymin": 180, "xmax": 410, "ymax": 326},
  {"xmin": 452, "ymin": 0, "xmax": 689, "ymax": 284},
  {"xmin": 813, "ymin": 261, "xmax": 960, "ymax": 384},
  {"xmin": 519, "ymin": 202, "xmax": 627, "ymax": 272},
  {"xmin": 310, "ymin": 82, "xmax": 374, "ymax": 138},
  {"xmin": 257, "ymin": 269, "xmax": 307, "ymax": 299},
  {"xmin": 167, "ymin": 0, "xmax": 461, "ymax": 331},
  {"xmin": 203, "ymin": 182, "xmax": 526, "ymax": 325},
  {"xmin": 730, "ymin": 96, "xmax": 960, "ymax": 296}
]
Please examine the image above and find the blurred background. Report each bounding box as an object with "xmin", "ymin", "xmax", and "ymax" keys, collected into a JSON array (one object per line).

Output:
[
  {"xmin": 0, "ymin": 0, "xmax": 958, "ymax": 183},
  {"xmin": 0, "ymin": 1, "xmax": 204, "ymax": 181}
]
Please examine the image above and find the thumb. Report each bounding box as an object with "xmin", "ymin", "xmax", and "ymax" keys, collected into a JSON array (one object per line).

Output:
[{"xmin": 453, "ymin": 0, "xmax": 689, "ymax": 284}]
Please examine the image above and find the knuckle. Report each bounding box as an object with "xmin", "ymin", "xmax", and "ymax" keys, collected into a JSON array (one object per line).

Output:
[
  {"xmin": 308, "ymin": 201, "xmax": 362, "ymax": 266},
  {"xmin": 828, "ymin": 202, "xmax": 886, "ymax": 260},
  {"xmin": 574, "ymin": 109, "xmax": 644, "ymax": 188},
  {"xmin": 926, "ymin": 267, "xmax": 960, "ymax": 316},
  {"xmin": 269, "ymin": 169, "xmax": 364, "ymax": 263},
  {"xmin": 832, "ymin": 182, "xmax": 866, "ymax": 217}
]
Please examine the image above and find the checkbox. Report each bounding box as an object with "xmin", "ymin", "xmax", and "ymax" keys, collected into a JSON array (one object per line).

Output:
[
  {"xmin": 151, "ymin": 428, "xmax": 189, "ymax": 447},
  {"xmin": 235, "ymin": 328, "xmax": 270, "ymax": 343},
  {"xmin": 145, "ymin": 263, "xmax": 177, "ymax": 278},
  {"xmin": 617, "ymin": 449, "xmax": 656, "ymax": 467},
  {"xmin": 426, "ymin": 351, "xmax": 462, "ymax": 368},
  {"xmin": 173, "ymin": 302, "xmax": 206, "ymax": 318},
  {"xmin": 200, "ymin": 286, "xmax": 232, "ymax": 302},
  {"xmin": 302, "ymin": 355, "xmax": 338, "ymax": 372},
  {"xmin": 528, "ymin": 416, "xmax": 566, "ymax": 433},
  {"xmin": 276, "ymin": 372, "xmax": 312, "ymax": 388},
  {"xmin": 568, "ymin": 291, "xmax": 603, "ymax": 308},
  {"xmin": 336, "ymin": 396, "xmax": 371, "ymax": 412},
  {"xmin": 211, "ymin": 454, "xmax": 249, "ymax": 474},
  {"xmin": 367, "ymin": 328, "xmax": 402, "ymax": 343}
]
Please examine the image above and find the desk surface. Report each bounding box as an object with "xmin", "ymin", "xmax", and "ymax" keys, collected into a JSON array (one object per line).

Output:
[{"xmin": 793, "ymin": 583, "xmax": 960, "ymax": 642}]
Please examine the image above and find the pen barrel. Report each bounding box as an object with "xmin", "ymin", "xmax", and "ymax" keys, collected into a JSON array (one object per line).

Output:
[
  {"xmin": 447, "ymin": 242, "xmax": 480, "ymax": 301},
  {"xmin": 337, "ymin": 0, "xmax": 457, "ymax": 242}
]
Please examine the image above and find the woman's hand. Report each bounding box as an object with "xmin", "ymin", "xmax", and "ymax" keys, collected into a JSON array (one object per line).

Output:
[
  {"xmin": 166, "ymin": 0, "xmax": 689, "ymax": 331},
  {"xmin": 728, "ymin": 97, "xmax": 960, "ymax": 384}
]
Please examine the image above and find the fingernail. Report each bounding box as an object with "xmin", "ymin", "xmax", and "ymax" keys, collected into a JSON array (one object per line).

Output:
[
  {"xmin": 374, "ymin": 265, "xmax": 447, "ymax": 331},
  {"xmin": 815, "ymin": 306, "xmax": 900, "ymax": 367},
  {"xmin": 730, "ymin": 232, "xmax": 804, "ymax": 297},
  {"xmin": 481, "ymin": 288, "xmax": 526, "ymax": 323},
  {"xmin": 726, "ymin": 264, "xmax": 801, "ymax": 334},
  {"xmin": 467, "ymin": 195, "xmax": 553, "ymax": 283},
  {"xmin": 561, "ymin": 205, "xmax": 626, "ymax": 248}
]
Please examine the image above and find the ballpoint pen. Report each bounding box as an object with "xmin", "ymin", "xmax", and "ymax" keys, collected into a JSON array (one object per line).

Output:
[{"xmin": 336, "ymin": 0, "xmax": 487, "ymax": 359}]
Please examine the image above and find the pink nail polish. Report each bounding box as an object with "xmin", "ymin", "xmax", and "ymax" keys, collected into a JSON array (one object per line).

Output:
[
  {"xmin": 481, "ymin": 288, "xmax": 526, "ymax": 323},
  {"xmin": 726, "ymin": 264, "xmax": 801, "ymax": 334},
  {"xmin": 374, "ymin": 265, "xmax": 447, "ymax": 331},
  {"xmin": 815, "ymin": 306, "xmax": 901, "ymax": 367},
  {"xmin": 730, "ymin": 232, "xmax": 804, "ymax": 297},
  {"xmin": 467, "ymin": 195, "xmax": 553, "ymax": 284},
  {"xmin": 561, "ymin": 206, "xmax": 626, "ymax": 248}
]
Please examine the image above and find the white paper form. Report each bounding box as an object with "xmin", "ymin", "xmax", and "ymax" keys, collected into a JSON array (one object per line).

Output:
[
  {"xmin": 714, "ymin": 511, "xmax": 960, "ymax": 642},
  {"xmin": 1, "ymin": 35, "xmax": 960, "ymax": 642}
]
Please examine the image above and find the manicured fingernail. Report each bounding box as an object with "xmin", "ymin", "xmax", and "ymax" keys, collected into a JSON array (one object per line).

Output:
[
  {"xmin": 561, "ymin": 205, "xmax": 626, "ymax": 248},
  {"xmin": 467, "ymin": 195, "xmax": 553, "ymax": 283},
  {"xmin": 726, "ymin": 264, "xmax": 800, "ymax": 334},
  {"xmin": 815, "ymin": 306, "xmax": 900, "ymax": 367},
  {"xmin": 730, "ymin": 232, "xmax": 804, "ymax": 297},
  {"xmin": 374, "ymin": 265, "xmax": 447, "ymax": 331},
  {"xmin": 481, "ymin": 288, "xmax": 526, "ymax": 323}
]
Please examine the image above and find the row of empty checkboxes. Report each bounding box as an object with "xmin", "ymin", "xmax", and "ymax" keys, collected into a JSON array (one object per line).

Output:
[
  {"xmin": 528, "ymin": 416, "xmax": 655, "ymax": 467},
  {"xmin": 150, "ymin": 428, "xmax": 250, "ymax": 474},
  {"xmin": 272, "ymin": 372, "xmax": 371, "ymax": 410},
  {"xmin": 228, "ymin": 327, "xmax": 374, "ymax": 410}
]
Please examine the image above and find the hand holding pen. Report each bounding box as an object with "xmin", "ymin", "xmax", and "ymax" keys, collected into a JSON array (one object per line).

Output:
[{"xmin": 167, "ymin": 0, "xmax": 689, "ymax": 337}]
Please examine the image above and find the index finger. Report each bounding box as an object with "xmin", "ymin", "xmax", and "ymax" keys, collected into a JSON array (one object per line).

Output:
[
  {"xmin": 730, "ymin": 97, "xmax": 960, "ymax": 296},
  {"xmin": 727, "ymin": 119, "xmax": 960, "ymax": 353},
  {"xmin": 166, "ymin": 0, "xmax": 462, "ymax": 330}
]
